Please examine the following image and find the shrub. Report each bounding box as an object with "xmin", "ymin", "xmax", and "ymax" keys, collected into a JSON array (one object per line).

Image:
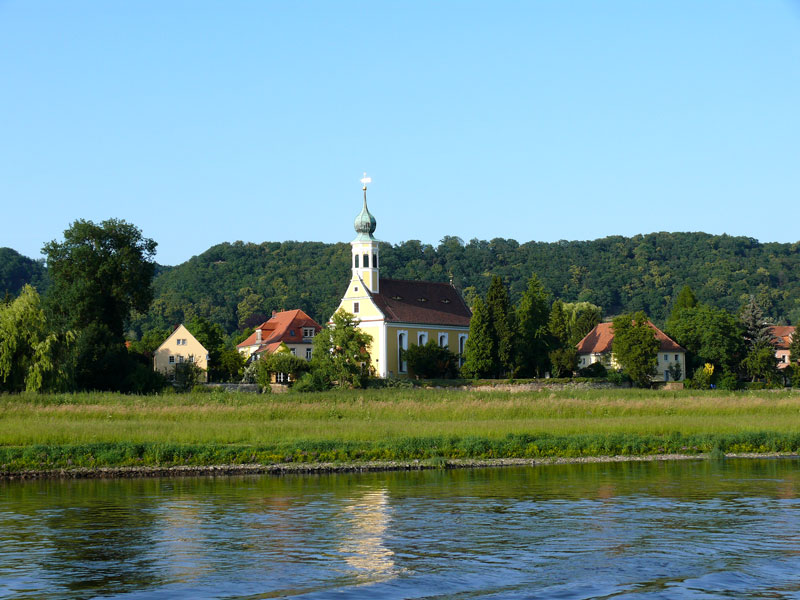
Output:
[
  {"xmin": 292, "ymin": 371, "xmax": 332, "ymax": 393},
  {"xmin": 576, "ymin": 361, "xmax": 607, "ymax": 378},
  {"xmin": 606, "ymin": 370, "xmax": 630, "ymax": 385},
  {"xmin": 405, "ymin": 341, "xmax": 459, "ymax": 379},
  {"xmin": 172, "ymin": 362, "xmax": 203, "ymax": 392}
]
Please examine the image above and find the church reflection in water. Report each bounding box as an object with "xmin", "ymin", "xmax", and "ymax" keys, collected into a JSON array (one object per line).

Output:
[{"xmin": 337, "ymin": 488, "xmax": 398, "ymax": 582}]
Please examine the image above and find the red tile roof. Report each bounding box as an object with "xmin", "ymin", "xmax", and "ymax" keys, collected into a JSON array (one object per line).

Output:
[
  {"xmin": 237, "ymin": 309, "xmax": 322, "ymax": 353},
  {"xmin": 576, "ymin": 321, "xmax": 685, "ymax": 354},
  {"xmin": 769, "ymin": 326, "xmax": 794, "ymax": 350},
  {"xmin": 367, "ymin": 278, "xmax": 472, "ymax": 326}
]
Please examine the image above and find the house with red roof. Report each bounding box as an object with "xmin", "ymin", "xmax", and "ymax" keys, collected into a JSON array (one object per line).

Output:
[
  {"xmin": 770, "ymin": 325, "xmax": 795, "ymax": 369},
  {"xmin": 576, "ymin": 321, "xmax": 686, "ymax": 381},
  {"xmin": 236, "ymin": 309, "xmax": 322, "ymax": 362},
  {"xmin": 332, "ymin": 178, "xmax": 472, "ymax": 378}
]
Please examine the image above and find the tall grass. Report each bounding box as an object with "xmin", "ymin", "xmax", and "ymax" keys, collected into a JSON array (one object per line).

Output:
[{"xmin": 1, "ymin": 388, "xmax": 799, "ymax": 471}]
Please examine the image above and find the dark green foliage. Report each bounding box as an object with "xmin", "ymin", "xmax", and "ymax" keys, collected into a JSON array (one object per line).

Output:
[
  {"xmin": 549, "ymin": 347, "xmax": 578, "ymax": 378},
  {"xmin": 0, "ymin": 247, "xmax": 47, "ymax": 297},
  {"xmin": 292, "ymin": 370, "xmax": 333, "ymax": 392},
  {"xmin": 791, "ymin": 332, "xmax": 800, "ymax": 367},
  {"xmin": 461, "ymin": 297, "xmax": 494, "ymax": 378},
  {"xmin": 309, "ymin": 309, "xmax": 372, "ymax": 388},
  {"xmin": 672, "ymin": 285, "xmax": 698, "ymax": 313},
  {"xmin": 43, "ymin": 219, "xmax": 157, "ymax": 337},
  {"xmin": 485, "ymin": 276, "xmax": 516, "ymax": 377},
  {"xmin": 740, "ymin": 296, "xmax": 775, "ymax": 350},
  {"xmin": 515, "ymin": 274, "xmax": 551, "ymax": 377},
  {"xmin": 612, "ymin": 312, "xmax": 659, "ymax": 387},
  {"xmin": 666, "ymin": 304, "xmax": 745, "ymax": 374},
  {"xmin": 263, "ymin": 351, "xmax": 310, "ymax": 380},
  {"xmin": 405, "ymin": 340, "xmax": 459, "ymax": 379},
  {"xmin": 9, "ymin": 232, "xmax": 800, "ymax": 340},
  {"xmin": 576, "ymin": 361, "xmax": 607, "ymax": 378},
  {"xmin": 567, "ymin": 302, "xmax": 602, "ymax": 346},
  {"xmin": 127, "ymin": 328, "xmax": 171, "ymax": 356},
  {"xmin": 172, "ymin": 362, "xmax": 203, "ymax": 392},
  {"xmin": 741, "ymin": 345, "xmax": 779, "ymax": 384}
]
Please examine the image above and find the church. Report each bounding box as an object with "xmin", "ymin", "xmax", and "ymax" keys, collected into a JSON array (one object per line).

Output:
[{"xmin": 333, "ymin": 176, "xmax": 472, "ymax": 378}]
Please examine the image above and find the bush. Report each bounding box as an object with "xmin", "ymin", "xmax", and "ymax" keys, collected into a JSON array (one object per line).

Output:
[
  {"xmin": 292, "ymin": 371, "xmax": 332, "ymax": 393},
  {"xmin": 172, "ymin": 362, "xmax": 204, "ymax": 392},
  {"xmin": 405, "ymin": 341, "xmax": 459, "ymax": 379},
  {"xmin": 576, "ymin": 361, "xmax": 607, "ymax": 378},
  {"xmin": 716, "ymin": 371, "xmax": 740, "ymax": 391},
  {"xmin": 606, "ymin": 370, "xmax": 630, "ymax": 385}
]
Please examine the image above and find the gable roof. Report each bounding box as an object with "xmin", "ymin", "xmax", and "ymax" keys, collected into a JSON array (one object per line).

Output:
[
  {"xmin": 237, "ymin": 309, "xmax": 322, "ymax": 351},
  {"xmin": 575, "ymin": 321, "xmax": 685, "ymax": 354},
  {"xmin": 366, "ymin": 278, "xmax": 472, "ymax": 326},
  {"xmin": 156, "ymin": 324, "xmax": 208, "ymax": 353},
  {"xmin": 770, "ymin": 325, "xmax": 795, "ymax": 350}
]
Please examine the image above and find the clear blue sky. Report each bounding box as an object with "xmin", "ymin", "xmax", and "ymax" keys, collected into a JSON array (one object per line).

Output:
[{"xmin": 1, "ymin": 1, "xmax": 798, "ymax": 266}]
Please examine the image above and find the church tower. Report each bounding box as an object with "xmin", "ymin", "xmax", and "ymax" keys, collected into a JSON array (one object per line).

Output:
[{"xmin": 352, "ymin": 173, "xmax": 380, "ymax": 293}]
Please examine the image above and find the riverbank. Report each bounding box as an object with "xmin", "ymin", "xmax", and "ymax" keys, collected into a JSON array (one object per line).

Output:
[
  {"xmin": 3, "ymin": 452, "xmax": 797, "ymax": 481},
  {"xmin": 3, "ymin": 388, "xmax": 800, "ymax": 477}
]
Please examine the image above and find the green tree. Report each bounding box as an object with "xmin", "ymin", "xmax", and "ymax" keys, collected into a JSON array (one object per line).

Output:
[
  {"xmin": 310, "ymin": 309, "xmax": 372, "ymax": 388},
  {"xmin": 564, "ymin": 301, "xmax": 602, "ymax": 346},
  {"xmin": 128, "ymin": 327, "xmax": 170, "ymax": 356},
  {"xmin": 740, "ymin": 296, "xmax": 774, "ymax": 350},
  {"xmin": 548, "ymin": 300, "xmax": 569, "ymax": 346},
  {"xmin": 673, "ymin": 285, "xmax": 698, "ymax": 312},
  {"xmin": 515, "ymin": 274, "xmax": 551, "ymax": 377},
  {"xmin": 666, "ymin": 304, "xmax": 745, "ymax": 374},
  {"xmin": 43, "ymin": 219, "xmax": 157, "ymax": 337},
  {"xmin": 611, "ymin": 312, "xmax": 659, "ymax": 387},
  {"xmin": 405, "ymin": 340, "xmax": 459, "ymax": 379},
  {"xmin": 461, "ymin": 297, "xmax": 494, "ymax": 378},
  {"xmin": 741, "ymin": 344, "xmax": 779, "ymax": 384},
  {"xmin": 790, "ymin": 327, "xmax": 800, "ymax": 366},
  {"xmin": 485, "ymin": 276, "xmax": 516, "ymax": 377},
  {"xmin": 548, "ymin": 347, "xmax": 578, "ymax": 378},
  {"xmin": 0, "ymin": 285, "xmax": 74, "ymax": 392}
]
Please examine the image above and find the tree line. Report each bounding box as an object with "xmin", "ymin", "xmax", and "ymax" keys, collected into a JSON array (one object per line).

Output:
[{"xmin": 4, "ymin": 231, "xmax": 800, "ymax": 342}]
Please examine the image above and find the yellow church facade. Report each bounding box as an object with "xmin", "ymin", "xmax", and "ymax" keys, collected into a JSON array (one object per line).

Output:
[{"xmin": 333, "ymin": 178, "xmax": 471, "ymax": 378}]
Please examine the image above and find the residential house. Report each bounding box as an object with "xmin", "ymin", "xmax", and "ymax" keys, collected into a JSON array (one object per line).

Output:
[
  {"xmin": 770, "ymin": 325, "xmax": 795, "ymax": 369},
  {"xmin": 236, "ymin": 309, "xmax": 322, "ymax": 363},
  {"xmin": 332, "ymin": 178, "xmax": 471, "ymax": 378},
  {"xmin": 576, "ymin": 321, "xmax": 686, "ymax": 381},
  {"xmin": 153, "ymin": 324, "xmax": 209, "ymax": 382}
]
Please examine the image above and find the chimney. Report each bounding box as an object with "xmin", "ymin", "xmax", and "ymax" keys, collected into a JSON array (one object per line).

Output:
[
  {"xmin": 256, "ymin": 328, "xmax": 262, "ymax": 343},
  {"xmin": 272, "ymin": 310, "xmax": 277, "ymax": 318}
]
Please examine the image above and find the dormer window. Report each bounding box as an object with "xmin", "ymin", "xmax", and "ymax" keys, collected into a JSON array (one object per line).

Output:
[
  {"xmin": 416, "ymin": 297, "xmax": 428, "ymax": 302},
  {"xmin": 290, "ymin": 330, "xmax": 296, "ymax": 336},
  {"xmin": 440, "ymin": 298, "xmax": 451, "ymax": 304},
  {"xmin": 391, "ymin": 295, "xmax": 403, "ymax": 300}
]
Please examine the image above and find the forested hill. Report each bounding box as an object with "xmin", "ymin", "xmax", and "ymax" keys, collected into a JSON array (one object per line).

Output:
[
  {"xmin": 0, "ymin": 248, "xmax": 48, "ymax": 298},
  {"xmin": 4, "ymin": 233, "xmax": 800, "ymax": 336}
]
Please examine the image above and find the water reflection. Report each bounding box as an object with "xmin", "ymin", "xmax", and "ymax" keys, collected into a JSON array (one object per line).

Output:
[
  {"xmin": 0, "ymin": 459, "xmax": 799, "ymax": 599},
  {"xmin": 337, "ymin": 488, "xmax": 397, "ymax": 582}
]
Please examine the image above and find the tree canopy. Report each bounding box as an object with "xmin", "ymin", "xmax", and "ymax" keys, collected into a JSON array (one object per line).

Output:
[{"xmin": 611, "ymin": 312, "xmax": 659, "ymax": 387}]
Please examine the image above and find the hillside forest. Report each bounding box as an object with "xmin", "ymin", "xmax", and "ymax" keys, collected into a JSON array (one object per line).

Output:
[{"xmin": 3, "ymin": 231, "xmax": 800, "ymax": 339}]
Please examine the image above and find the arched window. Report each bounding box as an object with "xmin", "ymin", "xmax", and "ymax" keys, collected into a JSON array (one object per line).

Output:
[
  {"xmin": 373, "ymin": 253, "xmax": 378, "ymax": 268},
  {"xmin": 363, "ymin": 254, "xmax": 369, "ymax": 268},
  {"xmin": 354, "ymin": 254, "xmax": 359, "ymax": 268},
  {"xmin": 398, "ymin": 332, "xmax": 407, "ymax": 373}
]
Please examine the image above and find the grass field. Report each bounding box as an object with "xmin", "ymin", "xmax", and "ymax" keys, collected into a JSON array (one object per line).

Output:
[{"xmin": 2, "ymin": 387, "xmax": 800, "ymax": 471}]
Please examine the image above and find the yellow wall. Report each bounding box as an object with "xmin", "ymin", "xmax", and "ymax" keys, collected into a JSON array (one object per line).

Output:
[
  {"xmin": 579, "ymin": 351, "xmax": 685, "ymax": 381},
  {"xmin": 153, "ymin": 324, "xmax": 209, "ymax": 382},
  {"xmin": 334, "ymin": 274, "xmax": 469, "ymax": 378}
]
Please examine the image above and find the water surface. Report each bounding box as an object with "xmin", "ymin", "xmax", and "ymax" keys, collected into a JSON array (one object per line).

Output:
[{"xmin": 1, "ymin": 458, "xmax": 799, "ymax": 599}]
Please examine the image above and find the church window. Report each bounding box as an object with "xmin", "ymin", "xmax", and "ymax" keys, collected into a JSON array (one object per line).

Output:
[
  {"xmin": 398, "ymin": 332, "xmax": 408, "ymax": 373},
  {"xmin": 458, "ymin": 334, "xmax": 468, "ymax": 367},
  {"xmin": 373, "ymin": 253, "xmax": 378, "ymax": 268},
  {"xmin": 418, "ymin": 332, "xmax": 428, "ymax": 345},
  {"xmin": 353, "ymin": 302, "xmax": 360, "ymax": 313},
  {"xmin": 354, "ymin": 255, "xmax": 359, "ymax": 268},
  {"xmin": 363, "ymin": 254, "xmax": 369, "ymax": 268},
  {"xmin": 439, "ymin": 333, "xmax": 448, "ymax": 347}
]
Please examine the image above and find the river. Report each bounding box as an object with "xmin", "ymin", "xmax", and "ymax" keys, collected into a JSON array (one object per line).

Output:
[{"xmin": 1, "ymin": 458, "xmax": 799, "ymax": 599}]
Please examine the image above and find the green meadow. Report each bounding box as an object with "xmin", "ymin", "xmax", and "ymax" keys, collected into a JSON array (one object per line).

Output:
[{"xmin": 2, "ymin": 388, "xmax": 800, "ymax": 472}]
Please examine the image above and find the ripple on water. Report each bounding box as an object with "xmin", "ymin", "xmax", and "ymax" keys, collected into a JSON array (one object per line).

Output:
[{"xmin": 0, "ymin": 458, "xmax": 799, "ymax": 599}]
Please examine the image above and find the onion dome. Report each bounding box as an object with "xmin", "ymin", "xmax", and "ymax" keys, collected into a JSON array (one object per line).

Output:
[{"xmin": 353, "ymin": 192, "xmax": 377, "ymax": 241}]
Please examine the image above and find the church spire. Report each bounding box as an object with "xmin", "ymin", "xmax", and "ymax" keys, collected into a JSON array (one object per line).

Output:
[
  {"xmin": 351, "ymin": 173, "xmax": 379, "ymax": 293},
  {"xmin": 353, "ymin": 173, "xmax": 377, "ymax": 241}
]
